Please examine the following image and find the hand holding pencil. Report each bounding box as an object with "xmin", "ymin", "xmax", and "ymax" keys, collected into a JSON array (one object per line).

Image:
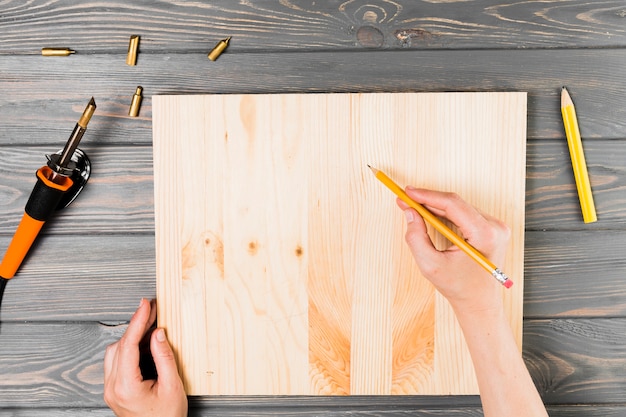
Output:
[
  {"xmin": 397, "ymin": 187, "xmax": 512, "ymax": 306},
  {"xmin": 368, "ymin": 166, "xmax": 512, "ymax": 307}
]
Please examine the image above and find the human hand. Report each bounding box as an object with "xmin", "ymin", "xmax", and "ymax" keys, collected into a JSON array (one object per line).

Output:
[
  {"xmin": 104, "ymin": 299, "xmax": 187, "ymax": 417},
  {"xmin": 397, "ymin": 187, "xmax": 511, "ymax": 314}
]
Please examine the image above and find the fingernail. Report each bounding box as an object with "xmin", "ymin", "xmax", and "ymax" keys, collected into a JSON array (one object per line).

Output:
[
  {"xmin": 139, "ymin": 298, "xmax": 145, "ymax": 307},
  {"xmin": 404, "ymin": 209, "xmax": 416, "ymax": 224},
  {"xmin": 156, "ymin": 328, "xmax": 166, "ymax": 342}
]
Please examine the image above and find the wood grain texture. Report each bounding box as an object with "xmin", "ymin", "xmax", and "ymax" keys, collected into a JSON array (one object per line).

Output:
[
  {"xmin": 1, "ymin": 139, "xmax": 625, "ymax": 237},
  {"xmin": 0, "ymin": 319, "xmax": 624, "ymax": 407},
  {"xmin": 0, "ymin": 146, "xmax": 155, "ymax": 235},
  {"xmin": 1, "ymin": 50, "xmax": 625, "ymax": 143},
  {"xmin": 153, "ymin": 92, "xmax": 527, "ymax": 395},
  {"xmin": 0, "ymin": 235, "xmax": 156, "ymax": 322},
  {"xmin": 0, "ymin": 0, "xmax": 624, "ymax": 52},
  {"xmin": 0, "ymin": 0, "xmax": 624, "ymax": 414},
  {"xmin": 524, "ymin": 230, "xmax": 626, "ymax": 318},
  {"xmin": 2, "ymin": 228, "xmax": 625, "ymax": 323},
  {"xmin": 526, "ymin": 140, "xmax": 626, "ymax": 229},
  {"xmin": 524, "ymin": 319, "xmax": 626, "ymax": 404},
  {"xmin": 0, "ymin": 322, "xmax": 122, "ymax": 408},
  {"xmin": 4, "ymin": 405, "xmax": 626, "ymax": 417},
  {"xmin": 3, "ymin": 405, "xmax": 626, "ymax": 417}
]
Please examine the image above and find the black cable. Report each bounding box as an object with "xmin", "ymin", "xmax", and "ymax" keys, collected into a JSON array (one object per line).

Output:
[{"xmin": 0, "ymin": 277, "xmax": 7, "ymax": 310}]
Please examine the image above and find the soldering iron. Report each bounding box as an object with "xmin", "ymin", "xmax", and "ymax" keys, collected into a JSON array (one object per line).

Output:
[{"xmin": 0, "ymin": 98, "xmax": 96, "ymax": 308}]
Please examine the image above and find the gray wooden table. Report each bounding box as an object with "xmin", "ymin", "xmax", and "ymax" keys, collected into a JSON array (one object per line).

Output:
[{"xmin": 1, "ymin": 1, "xmax": 625, "ymax": 415}]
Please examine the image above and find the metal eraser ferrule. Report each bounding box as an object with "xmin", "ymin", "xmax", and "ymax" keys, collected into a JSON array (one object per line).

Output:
[{"xmin": 492, "ymin": 268, "xmax": 510, "ymax": 285}]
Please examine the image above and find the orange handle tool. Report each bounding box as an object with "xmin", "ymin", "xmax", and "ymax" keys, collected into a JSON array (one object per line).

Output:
[{"xmin": 0, "ymin": 166, "xmax": 73, "ymax": 279}]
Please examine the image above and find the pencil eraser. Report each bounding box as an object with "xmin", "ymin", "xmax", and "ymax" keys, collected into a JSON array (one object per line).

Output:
[{"xmin": 503, "ymin": 279, "xmax": 514, "ymax": 289}]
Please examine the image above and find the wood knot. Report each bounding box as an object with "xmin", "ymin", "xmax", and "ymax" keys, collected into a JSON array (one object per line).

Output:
[
  {"xmin": 395, "ymin": 29, "xmax": 437, "ymax": 47},
  {"xmin": 248, "ymin": 240, "xmax": 258, "ymax": 255},
  {"xmin": 356, "ymin": 26, "xmax": 384, "ymax": 48},
  {"xmin": 295, "ymin": 245, "xmax": 304, "ymax": 257},
  {"xmin": 201, "ymin": 231, "xmax": 224, "ymax": 278},
  {"xmin": 363, "ymin": 10, "xmax": 378, "ymax": 23}
]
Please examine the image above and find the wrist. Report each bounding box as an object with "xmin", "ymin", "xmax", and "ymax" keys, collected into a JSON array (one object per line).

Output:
[{"xmin": 451, "ymin": 298, "xmax": 506, "ymax": 327}]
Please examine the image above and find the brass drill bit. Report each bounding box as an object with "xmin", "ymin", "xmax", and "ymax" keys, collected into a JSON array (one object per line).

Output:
[
  {"xmin": 208, "ymin": 37, "xmax": 231, "ymax": 61},
  {"xmin": 129, "ymin": 86, "xmax": 143, "ymax": 117},
  {"xmin": 42, "ymin": 48, "xmax": 76, "ymax": 57},
  {"xmin": 126, "ymin": 35, "xmax": 140, "ymax": 66}
]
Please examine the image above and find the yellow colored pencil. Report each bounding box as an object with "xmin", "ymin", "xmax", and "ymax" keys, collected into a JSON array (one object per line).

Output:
[
  {"xmin": 561, "ymin": 87, "xmax": 597, "ymax": 223},
  {"xmin": 368, "ymin": 165, "xmax": 513, "ymax": 289}
]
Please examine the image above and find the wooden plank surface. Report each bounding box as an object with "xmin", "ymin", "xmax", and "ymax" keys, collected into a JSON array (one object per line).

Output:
[
  {"xmin": 1, "ymin": 319, "xmax": 624, "ymax": 407},
  {"xmin": 1, "ymin": 50, "xmax": 625, "ymax": 142},
  {"xmin": 153, "ymin": 92, "xmax": 527, "ymax": 395},
  {"xmin": 1, "ymin": 139, "xmax": 625, "ymax": 237},
  {"xmin": 4, "ymin": 405, "xmax": 626, "ymax": 417},
  {"xmin": 1, "ymin": 228, "xmax": 626, "ymax": 322},
  {"xmin": 3, "ymin": 405, "xmax": 626, "ymax": 417},
  {"xmin": 0, "ymin": 0, "xmax": 625, "ymax": 414},
  {"xmin": 0, "ymin": 0, "xmax": 624, "ymax": 52}
]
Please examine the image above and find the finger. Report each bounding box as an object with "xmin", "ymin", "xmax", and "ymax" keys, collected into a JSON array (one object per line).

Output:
[
  {"xmin": 116, "ymin": 298, "xmax": 152, "ymax": 383},
  {"xmin": 103, "ymin": 342, "xmax": 119, "ymax": 406},
  {"xmin": 403, "ymin": 208, "xmax": 445, "ymax": 274},
  {"xmin": 150, "ymin": 328, "xmax": 182, "ymax": 390},
  {"xmin": 404, "ymin": 187, "xmax": 488, "ymax": 242},
  {"xmin": 103, "ymin": 341, "xmax": 118, "ymax": 382},
  {"xmin": 396, "ymin": 197, "xmax": 409, "ymax": 211},
  {"xmin": 148, "ymin": 299, "xmax": 157, "ymax": 328},
  {"xmin": 139, "ymin": 300, "xmax": 158, "ymax": 349}
]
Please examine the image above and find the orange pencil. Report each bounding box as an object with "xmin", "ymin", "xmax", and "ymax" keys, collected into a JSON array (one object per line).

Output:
[{"xmin": 368, "ymin": 165, "xmax": 513, "ymax": 289}]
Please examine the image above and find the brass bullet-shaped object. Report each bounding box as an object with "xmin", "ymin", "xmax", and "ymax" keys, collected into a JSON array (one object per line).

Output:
[
  {"xmin": 42, "ymin": 48, "xmax": 76, "ymax": 57},
  {"xmin": 208, "ymin": 37, "xmax": 231, "ymax": 61},
  {"xmin": 126, "ymin": 35, "xmax": 140, "ymax": 66},
  {"xmin": 129, "ymin": 86, "xmax": 143, "ymax": 117}
]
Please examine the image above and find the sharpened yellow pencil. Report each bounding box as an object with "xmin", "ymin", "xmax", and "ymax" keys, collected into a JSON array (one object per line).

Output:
[
  {"xmin": 561, "ymin": 87, "xmax": 597, "ymax": 223},
  {"xmin": 368, "ymin": 165, "xmax": 513, "ymax": 289}
]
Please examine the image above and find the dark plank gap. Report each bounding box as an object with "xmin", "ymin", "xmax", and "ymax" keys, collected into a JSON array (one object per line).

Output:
[{"xmin": 2, "ymin": 405, "xmax": 626, "ymax": 417}]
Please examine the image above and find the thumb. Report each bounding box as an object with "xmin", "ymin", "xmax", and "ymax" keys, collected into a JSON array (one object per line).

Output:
[{"xmin": 150, "ymin": 328, "xmax": 181, "ymax": 387}]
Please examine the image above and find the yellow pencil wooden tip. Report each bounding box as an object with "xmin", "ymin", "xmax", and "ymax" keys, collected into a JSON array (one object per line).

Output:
[{"xmin": 561, "ymin": 87, "xmax": 573, "ymax": 107}]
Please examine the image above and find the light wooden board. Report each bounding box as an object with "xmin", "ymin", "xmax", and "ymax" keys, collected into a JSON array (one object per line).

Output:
[{"xmin": 152, "ymin": 92, "xmax": 527, "ymax": 396}]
